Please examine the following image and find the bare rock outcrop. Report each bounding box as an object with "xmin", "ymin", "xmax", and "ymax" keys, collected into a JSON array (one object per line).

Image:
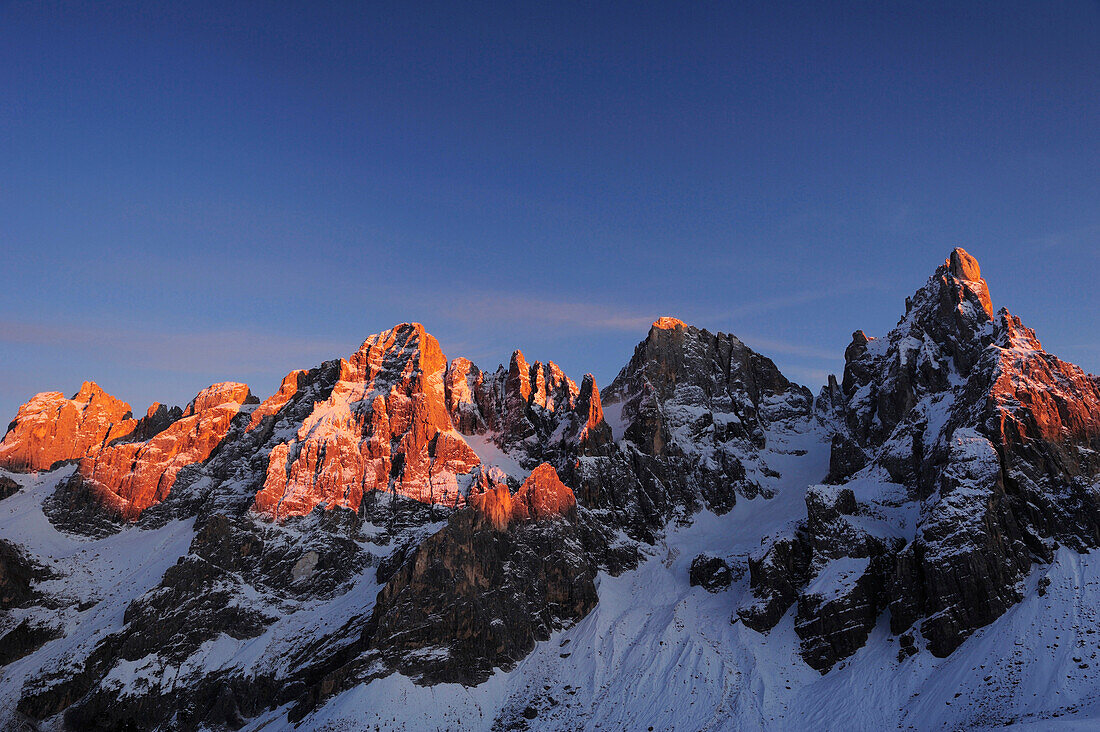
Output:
[
  {"xmin": 0, "ymin": 539, "xmax": 52, "ymax": 609},
  {"xmin": 0, "ymin": 475, "xmax": 19, "ymax": 501},
  {"xmin": 0, "ymin": 382, "xmax": 135, "ymax": 471},
  {"xmin": 66, "ymin": 382, "xmax": 255, "ymax": 521},
  {"xmin": 252, "ymin": 324, "xmax": 481, "ymax": 519},
  {"xmin": 747, "ymin": 248, "xmax": 1100, "ymax": 670},
  {"xmin": 689, "ymin": 554, "xmax": 735, "ymax": 592},
  {"xmin": 281, "ymin": 465, "xmax": 602, "ymax": 721}
]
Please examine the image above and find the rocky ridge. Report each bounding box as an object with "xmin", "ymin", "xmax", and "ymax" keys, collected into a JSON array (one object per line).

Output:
[
  {"xmin": 742, "ymin": 248, "xmax": 1100, "ymax": 671},
  {"xmin": 0, "ymin": 382, "xmax": 135, "ymax": 472},
  {"xmin": 0, "ymin": 248, "xmax": 1097, "ymax": 730}
]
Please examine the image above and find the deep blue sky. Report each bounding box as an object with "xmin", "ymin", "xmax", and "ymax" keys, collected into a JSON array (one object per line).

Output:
[{"xmin": 2, "ymin": 1, "xmax": 1098, "ymax": 420}]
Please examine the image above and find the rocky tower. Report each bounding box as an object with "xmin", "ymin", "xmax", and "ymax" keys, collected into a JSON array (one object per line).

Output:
[
  {"xmin": 439, "ymin": 347, "xmax": 620, "ymax": 492},
  {"xmin": 744, "ymin": 248, "xmax": 1100, "ymax": 670},
  {"xmin": 592, "ymin": 316, "xmax": 814, "ymax": 512},
  {"xmin": 71, "ymin": 383, "xmax": 256, "ymax": 520},
  {"xmin": 252, "ymin": 323, "xmax": 482, "ymax": 519},
  {"xmin": 0, "ymin": 382, "xmax": 135, "ymax": 471}
]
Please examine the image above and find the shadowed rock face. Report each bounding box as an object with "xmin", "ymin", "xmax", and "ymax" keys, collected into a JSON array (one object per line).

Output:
[
  {"xmin": 0, "ymin": 475, "xmax": 18, "ymax": 501},
  {"xmin": 749, "ymin": 248, "xmax": 1100, "ymax": 671},
  {"xmin": 607, "ymin": 317, "xmax": 812, "ymax": 445},
  {"xmin": 280, "ymin": 464, "xmax": 602, "ymax": 721},
  {"xmin": 0, "ymin": 541, "xmax": 61, "ymax": 669},
  {"xmin": 18, "ymin": 508, "xmax": 367, "ymax": 731},
  {"xmin": 130, "ymin": 402, "xmax": 184, "ymax": 442},
  {"xmin": 364, "ymin": 464, "xmax": 593, "ymax": 684},
  {"xmin": 590, "ymin": 316, "xmax": 813, "ymax": 518},
  {"xmin": 828, "ymin": 248, "xmax": 998, "ymax": 478},
  {"xmin": 0, "ymin": 539, "xmax": 52, "ymax": 610},
  {"xmin": 689, "ymin": 554, "xmax": 735, "ymax": 592},
  {"xmin": 0, "ymin": 382, "xmax": 135, "ymax": 471}
]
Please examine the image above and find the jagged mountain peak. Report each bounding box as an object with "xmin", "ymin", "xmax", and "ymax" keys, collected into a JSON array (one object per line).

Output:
[
  {"xmin": 892, "ymin": 246, "xmax": 994, "ymax": 323},
  {"xmin": 182, "ymin": 382, "xmax": 256, "ymax": 417},
  {"xmin": 752, "ymin": 248, "xmax": 1100, "ymax": 674},
  {"xmin": 0, "ymin": 381, "xmax": 135, "ymax": 472},
  {"xmin": 902, "ymin": 246, "xmax": 994, "ymax": 336},
  {"xmin": 941, "ymin": 246, "xmax": 993, "ymax": 318},
  {"xmin": 947, "ymin": 246, "xmax": 982, "ymax": 281},
  {"xmin": 606, "ymin": 317, "xmax": 811, "ymax": 429},
  {"xmin": 72, "ymin": 380, "xmax": 118, "ymax": 403},
  {"xmin": 252, "ymin": 323, "xmax": 479, "ymax": 520},
  {"xmin": 827, "ymin": 248, "xmax": 1002, "ymax": 458},
  {"xmin": 349, "ymin": 322, "xmax": 448, "ymax": 380},
  {"xmin": 651, "ymin": 315, "xmax": 687, "ymax": 330}
]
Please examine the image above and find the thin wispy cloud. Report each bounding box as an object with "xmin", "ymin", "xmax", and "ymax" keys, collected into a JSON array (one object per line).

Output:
[
  {"xmin": 1025, "ymin": 223, "xmax": 1100, "ymax": 251},
  {"xmin": 428, "ymin": 282, "xmax": 887, "ymax": 338},
  {"xmin": 0, "ymin": 320, "xmax": 353, "ymax": 376},
  {"xmin": 782, "ymin": 366, "xmax": 835, "ymax": 387},
  {"xmin": 434, "ymin": 294, "xmax": 655, "ymax": 332},
  {"xmin": 734, "ymin": 334, "xmax": 843, "ymax": 362},
  {"xmin": 720, "ymin": 283, "xmax": 886, "ymax": 322}
]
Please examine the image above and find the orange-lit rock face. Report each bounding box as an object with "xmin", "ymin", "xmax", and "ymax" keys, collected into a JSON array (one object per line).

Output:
[
  {"xmin": 945, "ymin": 246, "xmax": 993, "ymax": 319},
  {"xmin": 248, "ymin": 370, "xmax": 306, "ymax": 431},
  {"xmin": 576, "ymin": 375, "xmax": 604, "ymax": 435},
  {"xmin": 184, "ymin": 381, "xmax": 253, "ymax": 417},
  {"xmin": 470, "ymin": 463, "xmax": 576, "ymax": 530},
  {"xmin": 444, "ymin": 357, "xmax": 486, "ymax": 433},
  {"xmin": 0, "ymin": 382, "xmax": 135, "ymax": 471},
  {"xmin": 652, "ymin": 316, "xmax": 686, "ymax": 330},
  {"xmin": 77, "ymin": 382, "xmax": 253, "ymax": 519},
  {"xmin": 501, "ymin": 350, "xmax": 535, "ymax": 442},
  {"xmin": 470, "ymin": 482, "xmax": 515, "ymax": 530},
  {"xmin": 990, "ymin": 311, "xmax": 1100, "ymax": 448},
  {"xmin": 948, "ymin": 247, "xmax": 982, "ymax": 282},
  {"xmin": 514, "ymin": 462, "xmax": 576, "ymax": 521},
  {"xmin": 253, "ymin": 324, "xmax": 481, "ymax": 519},
  {"xmin": 573, "ymin": 374, "xmax": 613, "ymax": 455},
  {"xmin": 529, "ymin": 361, "xmax": 574, "ymax": 413}
]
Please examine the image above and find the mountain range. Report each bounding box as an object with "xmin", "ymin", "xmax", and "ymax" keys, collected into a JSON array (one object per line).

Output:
[{"xmin": 2, "ymin": 248, "xmax": 1099, "ymax": 731}]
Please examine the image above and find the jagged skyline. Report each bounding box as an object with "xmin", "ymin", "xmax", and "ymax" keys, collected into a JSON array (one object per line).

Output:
[{"xmin": 4, "ymin": 246, "xmax": 1099, "ymax": 729}]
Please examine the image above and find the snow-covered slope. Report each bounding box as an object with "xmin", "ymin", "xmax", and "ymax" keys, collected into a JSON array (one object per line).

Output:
[
  {"xmin": 268, "ymin": 418, "xmax": 1100, "ymax": 731},
  {"xmin": 0, "ymin": 467, "xmax": 195, "ymax": 724}
]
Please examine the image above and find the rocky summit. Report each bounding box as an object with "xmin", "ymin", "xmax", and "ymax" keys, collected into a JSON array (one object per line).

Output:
[{"xmin": 1, "ymin": 248, "xmax": 1099, "ymax": 730}]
